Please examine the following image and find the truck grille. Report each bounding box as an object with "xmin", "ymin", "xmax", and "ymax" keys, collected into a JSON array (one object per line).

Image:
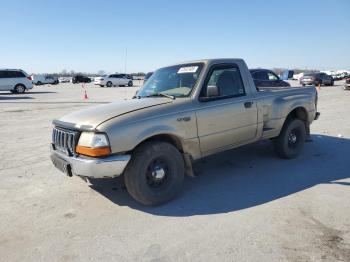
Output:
[{"xmin": 52, "ymin": 127, "xmax": 80, "ymax": 156}]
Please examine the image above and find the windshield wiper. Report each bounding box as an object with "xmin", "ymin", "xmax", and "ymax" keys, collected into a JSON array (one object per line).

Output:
[{"xmin": 146, "ymin": 93, "xmax": 176, "ymax": 100}]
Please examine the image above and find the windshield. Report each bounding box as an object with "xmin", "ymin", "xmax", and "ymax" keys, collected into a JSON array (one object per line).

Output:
[{"xmin": 137, "ymin": 63, "xmax": 204, "ymax": 98}]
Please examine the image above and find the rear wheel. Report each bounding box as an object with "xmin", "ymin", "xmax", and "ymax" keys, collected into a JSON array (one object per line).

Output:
[
  {"xmin": 106, "ymin": 81, "xmax": 112, "ymax": 87},
  {"xmin": 14, "ymin": 84, "xmax": 26, "ymax": 94},
  {"xmin": 273, "ymin": 118, "xmax": 306, "ymax": 159},
  {"xmin": 124, "ymin": 141, "xmax": 185, "ymax": 206},
  {"xmin": 128, "ymin": 81, "xmax": 133, "ymax": 87}
]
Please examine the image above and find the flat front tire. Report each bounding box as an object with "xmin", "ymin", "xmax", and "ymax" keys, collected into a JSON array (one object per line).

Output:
[
  {"xmin": 273, "ymin": 118, "xmax": 306, "ymax": 159},
  {"xmin": 124, "ymin": 141, "xmax": 185, "ymax": 206}
]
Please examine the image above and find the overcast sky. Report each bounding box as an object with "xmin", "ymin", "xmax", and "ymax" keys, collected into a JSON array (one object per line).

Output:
[{"xmin": 1, "ymin": 0, "xmax": 349, "ymax": 73}]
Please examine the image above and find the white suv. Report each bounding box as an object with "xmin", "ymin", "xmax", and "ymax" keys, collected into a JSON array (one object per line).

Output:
[
  {"xmin": 0, "ymin": 69, "xmax": 33, "ymax": 94},
  {"xmin": 94, "ymin": 74, "xmax": 133, "ymax": 87}
]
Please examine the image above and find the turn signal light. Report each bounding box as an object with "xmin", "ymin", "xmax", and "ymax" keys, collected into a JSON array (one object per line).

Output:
[{"xmin": 76, "ymin": 145, "xmax": 111, "ymax": 157}]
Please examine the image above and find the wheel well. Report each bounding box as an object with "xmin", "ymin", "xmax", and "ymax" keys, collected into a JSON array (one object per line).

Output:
[
  {"xmin": 286, "ymin": 107, "xmax": 308, "ymax": 122},
  {"xmin": 134, "ymin": 134, "xmax": 183, "ymax": 153}
]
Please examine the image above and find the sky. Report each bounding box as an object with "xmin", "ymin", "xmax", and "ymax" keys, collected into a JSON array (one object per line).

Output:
[{"xmin": 0, "ymin": 0, "xmax": 349, "ymax": 74}]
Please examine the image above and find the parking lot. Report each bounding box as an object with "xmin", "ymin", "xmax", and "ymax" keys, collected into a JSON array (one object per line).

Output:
[{"xmin": 1, "ymin": 81, "xmax": 349, "ymax": 261}]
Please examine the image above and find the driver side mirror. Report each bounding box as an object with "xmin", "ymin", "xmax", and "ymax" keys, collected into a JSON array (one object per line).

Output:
[
  {"xmin": 199, "ymin": 85, "xmax": 220, "ymax": 102},
  {"xmin": 206, "ymin": 85, "xmax": 220, "ymax": 97}
]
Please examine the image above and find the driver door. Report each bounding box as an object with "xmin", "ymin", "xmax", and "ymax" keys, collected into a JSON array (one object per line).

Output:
[{"xmin": 196, "ymin": 64, "xmax": 258, "ymax": 154}]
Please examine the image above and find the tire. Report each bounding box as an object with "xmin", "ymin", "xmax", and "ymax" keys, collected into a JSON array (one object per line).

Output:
[
  {"xmin": 128, "ymin": 81, "xmax": 133, "ymax": 87},
  {"xmin": 37, "ymin": 81, "xmax": 42, "ymax": 85},
  {"xmin": 14, "ymin": 84, "xmax": 26, "ymax": 94},
  {"xmin": 124, "ymin": 141, "xmax": 185, "ymax": 206},
  {"xmin": 273, "ymin": 118, "xmax": 306, "ymax": 159},
  {"xmin": 100, "ymin": 85, "xmax": 104, "ymax": 87},
  {"xmin": 106, "ymin": 81, "xmax": 112, "ymax": 87}
]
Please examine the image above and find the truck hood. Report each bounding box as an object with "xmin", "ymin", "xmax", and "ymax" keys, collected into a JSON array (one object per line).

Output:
[{"xmin": 54, "ymin": 98, "xmax": 172, "ymax": 130}]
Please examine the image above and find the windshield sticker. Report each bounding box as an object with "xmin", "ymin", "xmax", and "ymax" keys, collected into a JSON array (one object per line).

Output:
[{"xmin": 178, "ymin": 66, "xmax": 198, "ymax": 74}]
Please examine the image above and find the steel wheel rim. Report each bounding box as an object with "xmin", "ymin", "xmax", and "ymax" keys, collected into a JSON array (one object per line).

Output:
[
  {"xmin": 146, "ymin": 157, "xmax": 170, "ymax": 189},
  {"xmin": 288, "ymin": 128, "xmax": 300, "ymax": 149}
]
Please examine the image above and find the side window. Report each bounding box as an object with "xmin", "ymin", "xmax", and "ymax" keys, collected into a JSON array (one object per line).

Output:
[
  {"xmin": 203, "ymin": 65, "xmax": 245, "ymax": 98},
  {"xmin": 18, "ymin": 72, "xmax": 25, "ymax": 77},
  {"xmin": 267, "ymin": 72, "xmax": 279, "ymax": 81},
  {"xmin": 0, "ymin": 71, "xmax": 5, "ymax": 78},
  {"xmin": 6, "ymin": 71, "xmax": 15, "ymax": 78},
  {"xmin": 253, "ymin": 71, "xmax": 269, "ymax": 81},
  {"xmin": 7, "ymin": 71, "xmax": 22, "ymax": 78}
]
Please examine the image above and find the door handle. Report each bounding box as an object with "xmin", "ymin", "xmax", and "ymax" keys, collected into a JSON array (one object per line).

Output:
[{"xmin": 244, "ymin": 101, "xmax": 253, "ymax": 108}]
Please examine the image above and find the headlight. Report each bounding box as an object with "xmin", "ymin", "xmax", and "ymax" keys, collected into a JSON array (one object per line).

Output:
[{"xmin": 76, "ymin": 132, "xmax": 111, "ymax": 157}]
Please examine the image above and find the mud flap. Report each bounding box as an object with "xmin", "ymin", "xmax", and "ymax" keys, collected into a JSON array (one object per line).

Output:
[{"xmin": 183, "ymin": 153, "xmax": 195, "ymax": 177}]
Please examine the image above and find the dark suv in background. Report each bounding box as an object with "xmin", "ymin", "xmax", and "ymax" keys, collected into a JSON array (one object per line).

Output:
[
  {"xmin": 72, "ymin": 75, "xmax": 92, "ymax": 84},
  {"xmin": 300, "ymin": 72, "xmax": 334, "ymax": 86},
  {"xmin": 250, "ymin": 69, "xmax": 290, "ymax": 88}
]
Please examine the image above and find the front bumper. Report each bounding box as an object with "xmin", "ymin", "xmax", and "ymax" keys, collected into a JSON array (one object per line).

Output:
[{"xmin": 50, "ymin": 149, "xmax": 130, "ymax": 178}]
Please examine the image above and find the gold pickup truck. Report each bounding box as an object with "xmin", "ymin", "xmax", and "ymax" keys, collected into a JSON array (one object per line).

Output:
[{"xmin": 51, "ymin": 59, "xmax": 320, "ymax": 205}]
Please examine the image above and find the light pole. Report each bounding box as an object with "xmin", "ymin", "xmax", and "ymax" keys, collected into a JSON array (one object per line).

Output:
[{"xmin": 124, "ymin": 47, "xmax": 128, "ymax": 74}]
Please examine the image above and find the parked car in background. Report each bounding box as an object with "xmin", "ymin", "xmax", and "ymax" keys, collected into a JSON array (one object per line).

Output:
[
  {"xmin": 280, "ymin": 70, "xmax": 294, "ymax": 80},
  {"xmin": 32, "ymin": 75, "xmax": 59, "ymax": 85},
  {"xmin": 59, "ymin": 77, "xmax": 71, "ymax": 83},
  {"xmin": 249, "ymin": 69, "xmax": 290, "ymax": 88},
  {"xmin": 300, "ymin": 72, "xmax": 334, "ymax": 86},
  {"xmin": 72, "ymin": 75, "xmax": 91, "ymax": 84},
  {"xmin": 344, "ymin": 76, "xmax": 350, "ymax": 90},
  {"xmin": 0, "ymin": 69, "xmax": 33, "ymax": 94},
  {"xmin": 143, "ymin": 72, "xmax": 153, "ymax": 83},
  {"xmin": 94, "ymin": 74, "xmax": 133, "ymax": 87}
]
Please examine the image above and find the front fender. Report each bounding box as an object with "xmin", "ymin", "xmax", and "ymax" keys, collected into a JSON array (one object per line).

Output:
[{"xmin": 103, "ymin": 111, "xmax": 198, "ymax": 155}]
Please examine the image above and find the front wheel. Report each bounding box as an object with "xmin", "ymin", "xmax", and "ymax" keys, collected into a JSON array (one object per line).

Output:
[
  {"xmin": 128, "ymin": 81, "xmax": 133, "ymax": 87},
  {"xmin": 273, "ymin": 118, "xmax": 306, "ymax": 159},
  {"xmin": 124, "ymin": 141, "xmax": 185, "ymax": 206},
  {"xmin": 106, "ymin": 81, "xmax": 112, "ymax": 87}
]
